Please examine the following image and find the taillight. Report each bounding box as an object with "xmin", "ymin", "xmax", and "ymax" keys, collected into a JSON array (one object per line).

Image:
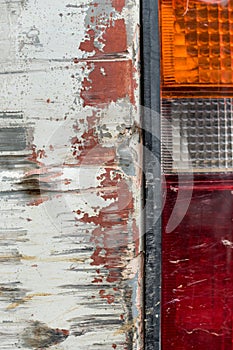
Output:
[
  {"xmin": 160, "ymin": 0, "xmax": 233, "ymax": 348},
  {"xmin": 161, "ymin": 0, "xmax": 233, "ymax": 96}
]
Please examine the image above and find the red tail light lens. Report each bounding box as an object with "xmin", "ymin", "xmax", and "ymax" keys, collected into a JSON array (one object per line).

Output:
[{"xmin": 162, "ymin": 174, "xmax": 233, "ymax": 349}]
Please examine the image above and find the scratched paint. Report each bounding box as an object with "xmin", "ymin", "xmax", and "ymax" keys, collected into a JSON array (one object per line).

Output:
[{"xmin": 0, "ymin": 0, "xmax": 142, "ymax": 349}]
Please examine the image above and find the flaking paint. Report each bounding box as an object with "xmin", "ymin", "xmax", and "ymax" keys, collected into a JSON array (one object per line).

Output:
[{"xmin": 0, "ymin": 0, "xmax": 142, "ymax": 349}]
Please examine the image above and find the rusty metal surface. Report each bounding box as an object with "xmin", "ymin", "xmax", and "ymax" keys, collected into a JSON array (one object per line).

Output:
[{"xmin": 0, "ymin": 1, "xmax": 142, "ymax": 349}]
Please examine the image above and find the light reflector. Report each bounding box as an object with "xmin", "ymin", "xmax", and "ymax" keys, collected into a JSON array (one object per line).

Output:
[{"xmin": 162, "ymin": 98, "xmax": 233, "ymax": 173}]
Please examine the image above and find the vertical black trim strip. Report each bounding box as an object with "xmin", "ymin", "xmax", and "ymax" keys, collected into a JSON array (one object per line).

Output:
[{"xmin": 141, "ymin": 0, "xmax": 161, "ymax": 349}]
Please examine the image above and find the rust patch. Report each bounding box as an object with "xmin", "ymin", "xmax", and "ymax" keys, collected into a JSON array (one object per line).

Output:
[
  {"xmin": 79, "ymin": 19, "xmax": 127, "ymax": 54},
  {"xmin": 70, "ymin": 113, "xmax": 115, "ymax": 165},
  {"xmin": 22, "ymin": 321, "xmax": 69, "ymax": 349},
  {"xmin": 27, "ymin": 145, "xmax": 47, "ymax": 166},
  {"xmin": 99, "ymin": 289, "xmax": 115, "ymax": 304},
  {"xmin": 79, "ymin": 29, "xmax": 96, "ymax": 53},
  {"xmin": 79, "ymin": 0, "xmax": 128, "ymax": 54},
  {"xmin": 97, "ymin": 168, "xmax": 122, "ymax": 200},
  {"xmin": 81, "ymin": 60, "xmax": 136, "ymax": 107},
  {"xmin": 71, "ymin": 107, "xmax": 140, "ymax": 316},
  {"xmin": 27, "ymin": 196, "xmax": 49, "ymax": 207},
  {"xmin": 80, "ymin": 172, "xmax": 135, "ymax": 306},
  {"xmin": 101, "ymin": 19, "xmax": 127, "ymax": 53},
  {"xmin": 111, "ymin": 0, "xmax": 125, "ymax": 12}
]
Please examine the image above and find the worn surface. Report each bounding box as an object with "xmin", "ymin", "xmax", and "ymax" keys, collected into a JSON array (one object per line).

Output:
[
  {"xmin": 141, "ymin": 0, "xmax": 161, "ymax": 348},
  {"xmin": 0, "ymin": 1, "xmax": 142, "ymax": 349}
]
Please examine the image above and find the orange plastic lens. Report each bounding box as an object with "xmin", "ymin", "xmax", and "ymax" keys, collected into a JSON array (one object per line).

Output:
[{"xmin": 161, "ymin": 0, "xmax": 233, "ymax": 95}]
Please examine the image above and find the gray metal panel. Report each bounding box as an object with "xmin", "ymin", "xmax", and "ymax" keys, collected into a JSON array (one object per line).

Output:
[{"xmin": 0, "ymin": 127, "xmax": 26, "ymax": 151}]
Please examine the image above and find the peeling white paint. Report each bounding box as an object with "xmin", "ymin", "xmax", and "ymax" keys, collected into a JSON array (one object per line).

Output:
[{"xmin": 0, "ymin": 0, "xmax": 142, "ymax": 349}]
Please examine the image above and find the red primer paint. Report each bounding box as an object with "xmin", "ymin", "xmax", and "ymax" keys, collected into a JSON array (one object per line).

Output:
[
  {"xmin": 27, "ymin": 196, "xmax": 49, "ymax": 207},
  {"xmin": 79, "ymin": 20, "xmax": 127, "ymax": 54},
  {"xmin": 132, "ymin": 219, "xmax": 140, "ymax": 255},
  {"xmin": 73, "ymin": 111, "xmax": 139, "ymax": 308},
  {"xmin": 81, "ymin": 60, "xmax": 136, "ymax": 107},
  {"xmin": 111, "ymin": 0, "xmax": 125, "ymax": 11},
  {"xmin": 79, "ymin": 29, "xmax": 98, "ymax": 53},
  {"xmin": 81, "ymin": 174, "xmax": 134, "ymax": 286},
  {"xmin": 92, "ymin": 277, "xmax": 103, "ymax": 283},
  {"xmin": 70, "ymin": 115, "xmax": 115, "ymax": 165},
  {"xmin": 99, "ymin": 289, "xmax": 115, "ymax": 304},
  {"xmin": 64, "ymin": 178, "xmax": 71, "ymax": 185},
  {"xmin": 81, "ymin": 181, "xmax": 133, "ymax": 228},
  {"xmin": 28, "ymin": 145, "xmax": 47, "ymax": 166},
  {"xmin": 102, "ymin": 19, "xmax": 127, "ymax": 53},
  {"xmin": 59, "ymin": 329, "xmax": 70, "ymax": 337},
  {"xmin": 97, "ymin": 168, "xmax": 122, "ymax": 200}
]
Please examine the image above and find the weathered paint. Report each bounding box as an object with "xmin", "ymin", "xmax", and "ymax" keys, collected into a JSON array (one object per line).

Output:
[{"xmin": 0, "ymin": 0, "xmax": 142, "ymax": 350}]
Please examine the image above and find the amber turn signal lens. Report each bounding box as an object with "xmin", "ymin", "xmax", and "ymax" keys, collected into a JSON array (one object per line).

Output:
[{"xmin": 160, "ymin": 0, "xmax": 233, "ymax": 96}]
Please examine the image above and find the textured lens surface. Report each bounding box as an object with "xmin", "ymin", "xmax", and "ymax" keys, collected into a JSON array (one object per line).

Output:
[
  {"xmin": 161, "ymin": 0, "xmax": 233, "ymax": 88},
  {"xmin": 162, "ymin": 98, "xmax": 233, "ymax": 173}
]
